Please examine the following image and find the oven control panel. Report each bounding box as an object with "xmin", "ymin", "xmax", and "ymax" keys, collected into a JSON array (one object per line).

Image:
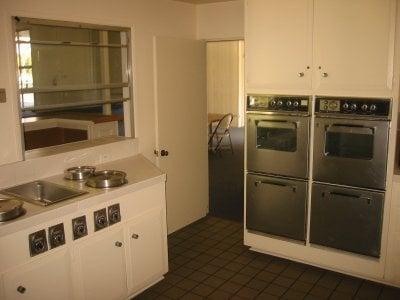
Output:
[
  {"xmin": 247, "ymin": 95, "xmax": 310, "ymax": 113},
  {"xmin": 316, "ymin": 97, "xmax": 391, "ymax": 118}
]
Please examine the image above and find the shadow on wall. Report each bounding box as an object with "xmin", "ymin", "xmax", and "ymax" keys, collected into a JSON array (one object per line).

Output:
[{"xmin": 208, "ymin": 126, "xmax": 244, "ymax": 221}]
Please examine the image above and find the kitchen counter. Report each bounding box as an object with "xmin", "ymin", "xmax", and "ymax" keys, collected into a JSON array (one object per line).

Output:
[{"xmin": 0, "ymin": 154, "xmax": 165, "ymax": 237}]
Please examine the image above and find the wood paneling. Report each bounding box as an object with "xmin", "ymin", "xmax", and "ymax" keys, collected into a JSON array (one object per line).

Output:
[{"xmin": 24, "ymin": 127, "xmax": 87, "ymax": 150}]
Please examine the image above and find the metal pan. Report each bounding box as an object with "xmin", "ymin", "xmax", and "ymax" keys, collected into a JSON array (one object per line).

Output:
[
  {"xmin": 85, "ymin": 170, "xmax": 127, "ymax": 189},
  {"xmin": 0, "ymin": 197, "xmax": 25, "ymax": 222},
  {"xmin": 64, "ymin": 166, "xmax": 96, "ymax": 181}
]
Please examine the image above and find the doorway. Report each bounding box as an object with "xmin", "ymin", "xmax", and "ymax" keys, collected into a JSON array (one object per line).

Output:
[{"xmin": 207, "ymin": 40, "xmax": 245, "ymax": 221}]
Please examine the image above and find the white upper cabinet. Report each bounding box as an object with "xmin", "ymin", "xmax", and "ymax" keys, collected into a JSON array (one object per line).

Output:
[
  {"xmin": 245, "ymin": 0, "xmax": 396, "ymax": 95},
  {"xmin": 313, "ymin": 0, "xmax": 396, "ymax": 94},
  {"xmin": 245, "ymin": 0, "xmax": 313, "ymax": 91}
]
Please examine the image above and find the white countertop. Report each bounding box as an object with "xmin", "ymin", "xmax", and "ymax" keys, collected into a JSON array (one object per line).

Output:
[{"xmin": 0, "ymin": 154, "xmax": 165, "ymax": 237}]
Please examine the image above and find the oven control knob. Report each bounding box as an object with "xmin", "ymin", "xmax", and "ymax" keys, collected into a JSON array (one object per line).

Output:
[
  {"xmin": 370, "ymin": 104, "xmax": 377, "ymax": 111},
  {"xmin": 350, "ymin": 103, "xmax": 358, "ymax": 111},
  {"xmin": 286, "ymin": 100, "xmax": 292, "ymax": 107},
  {"xmin": 34, "ymin": 240, "xmax": 45, "ymax": 252},
  {"xmin": 277, "ymin": 100, "xmax": 283, "ymax": 107},
  {"xmin": 270, "ymin": 100, "xmax": 276, "ymax": 107},
  {"xmin": 293, "ymin": 101, "xmax": 299, "ymax": 107},
  {"xmin": 97, "ymin": 215, "xmax": 107, "ymax": 226},
  {"xmin": 343, "ymin": 103, "xmax": 349, "ymax": 110},
  {"xmin": 361, "ymin": 104, "xmax": 368, "ymax": 111},
  {"xmin": 76, "ymin": 224, "xmax": 85, "ymax": 235}
]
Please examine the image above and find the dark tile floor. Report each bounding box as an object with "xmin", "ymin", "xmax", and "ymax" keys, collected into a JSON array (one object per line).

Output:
[{"xmin": 135, "ymin": 216, "xmax": 400, "ymax": 300}]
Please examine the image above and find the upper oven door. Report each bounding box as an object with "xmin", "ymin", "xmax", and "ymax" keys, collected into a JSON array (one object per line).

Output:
[
  {"xmin": 313, "ymin": 117, "xmax": 389, "ymax": 190},
  {"xmin": 246, "ymin": 113, "xmax": 310, "ymax": 179}
]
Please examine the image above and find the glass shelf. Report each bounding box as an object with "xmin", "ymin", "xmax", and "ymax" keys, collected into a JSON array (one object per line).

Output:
[
  {"xmin": 20, "ymin": 83, "xmax": 130, "ymax": 94},
  {"xmin": 21, "ymin": 98, "xmax": 129, "ymax": 112},
  {"xmin": 16, "ymin": 40, "xmax": 128, "ymax": 48}
]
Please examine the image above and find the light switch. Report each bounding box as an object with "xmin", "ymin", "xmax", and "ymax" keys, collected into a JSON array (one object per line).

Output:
[{"xmin": 0, "ymin": 89, "xmax": 6, "ymax": 103}]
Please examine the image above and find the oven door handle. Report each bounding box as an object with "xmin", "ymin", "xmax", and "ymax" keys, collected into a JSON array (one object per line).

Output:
[
  {"xmin": 256, "ymin": 120, "xmax": 297, "ymax": 130},
  {"xmin": 325, "ymin": 124, "xmax": 374, "ymax": 135},
  {"xmin": 255, "ymin": 180, "xmax": 297, "ymax": 192},
  {"xmin": 327, "ymin": 191, "xmax": 372, "ymax": 202}
]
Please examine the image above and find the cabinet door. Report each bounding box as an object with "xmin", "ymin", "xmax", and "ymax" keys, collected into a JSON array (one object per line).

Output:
[
  {"xmin": 385, "ymin": 181, "xmax": 400, "ymax": 284},
  {"xmin": 245, "ymin": 0, "xmax": 313, "ymax": 91},
  {"xmin": 2, "ymin": 249, "xmax": 72, "ymax": 300},
  {"xmin": 128, "ymin": 209, "xmax": 167, "ymax": 292},
  {"xmin": 313, "ymin": 0, "xmax": 395, "ymax": 94},
  {"xmin": 77, "ymin": 228, "xmax": 127, "ymax": 300}
]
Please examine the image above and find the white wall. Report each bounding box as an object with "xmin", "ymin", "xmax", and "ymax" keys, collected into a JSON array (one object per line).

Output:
[
  {"xmin": 0, "ymin": 0, "xmax": 196, "ymax": 165},
  {"xmin": 196, "ymin": 0, "xmax": 244, "ymax": 40}
]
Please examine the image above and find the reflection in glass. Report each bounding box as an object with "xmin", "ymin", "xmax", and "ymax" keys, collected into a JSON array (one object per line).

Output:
[
  {"xmin": 257, "ymin": 127, "xmax": 297, "ymax": 152},
  {"xmin": 325, "ymin": 132, "xmax": 374, "ymax": 160},
  {"xmin": 14, "ymin": 17, "xmax": 131, "ymax": 152}
]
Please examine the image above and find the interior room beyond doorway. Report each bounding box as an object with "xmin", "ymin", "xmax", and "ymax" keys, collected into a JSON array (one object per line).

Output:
[{"xmin": 207, "ymin": 40, "xmax": 245, "ymax": 221}]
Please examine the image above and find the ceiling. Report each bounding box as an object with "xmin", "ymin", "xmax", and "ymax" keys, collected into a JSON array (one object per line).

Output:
[{"xmin": 174, "ymin": 0, "xmax": 236, "ymax": 4}]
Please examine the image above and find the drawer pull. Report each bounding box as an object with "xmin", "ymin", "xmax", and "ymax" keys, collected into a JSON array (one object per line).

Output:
[
  {"xmin": 115, "ymin": 241, "xmax": 123, "ymax": 247},
  {"xmin": 131, "ymin": 233, "xmax": 139, "ymax": 239}
]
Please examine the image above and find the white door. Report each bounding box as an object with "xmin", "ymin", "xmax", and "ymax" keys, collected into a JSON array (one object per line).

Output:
[
  {"xmin": 2, "ymin": 249, "xmax": 72, "ymax": 300},
  {"xmin": 153, "ymin": 36, "xmax": 209, "ymax": 233},
  {"xmin": 313, "ymin": 0, "xmax": 395, "ymax": 95},
  {"xmin": 76, "ymin": 227, "xmax": 127, "ymax": 300},
  {"xmin": 128, "ymin": 208, "xmax": 167, "ymax": 293},
  {"xmin": 245, "ymin": 0, "xmax": 313, "ymax": 92}
]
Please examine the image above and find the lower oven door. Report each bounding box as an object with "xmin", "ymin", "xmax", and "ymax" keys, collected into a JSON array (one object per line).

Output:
[
  {"xmin": 246, "ymin": 113, "xmax": 309, "ymax": 179},
  {"xmin": 310, "ymin": 183, "xmax": 384, "ymax": 257},
  {"xmin": 313, "ymin": 117, "xmax": 389, "ymax": 190},
  {"xmin": 246, "ymin": 173, "xmax": 307, "ymax": 241}
]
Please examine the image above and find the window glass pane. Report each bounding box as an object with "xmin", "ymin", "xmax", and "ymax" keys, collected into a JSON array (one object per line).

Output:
[
  {"xmin": 325, "ymin": 132, "xmax": 374, "ymax": 160},
  {"xmin": 257, "ymin": 127, "xmax": 297, "ymax": 152},
  {"xmin": 15, "ymin": 18, "xmax": 132, "ymax": 152}
]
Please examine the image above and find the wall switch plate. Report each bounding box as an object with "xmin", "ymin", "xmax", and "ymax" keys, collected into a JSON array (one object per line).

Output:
[{"xmin": 0, "ymin": 89, "xmax": 6, "ymax": 103}]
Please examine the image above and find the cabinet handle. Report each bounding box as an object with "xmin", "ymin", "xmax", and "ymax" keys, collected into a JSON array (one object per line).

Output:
[
  {"xmin": 17, "ymin": 286, "xmax": 26, "ymax": 294},
  {"xmin": 131, "ymin": 233, "xmax": 139, "ymax": 239},
  {"xmin": 297, "ymin": 72, "xmax": 304, "ymax": 77},
  {"xmin": 322, "ymin": 72, "xmax": 328, "ymax": 78},
  {"xmin": 115, "ymin": 241, "xmax": 123, "ymax": 247}
]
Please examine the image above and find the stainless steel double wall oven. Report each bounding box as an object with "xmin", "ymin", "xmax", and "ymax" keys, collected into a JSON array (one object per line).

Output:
[
  {"xmin": 246, "ymin": 95, "xmax": 311, "ymax": 242},
  {"xmin": 245, "ymin": 95, "xmax": 391, "ymax": 258},
  {"xmin": 310, "ymin": 97, "xmax": 391, "ymax": 257}
]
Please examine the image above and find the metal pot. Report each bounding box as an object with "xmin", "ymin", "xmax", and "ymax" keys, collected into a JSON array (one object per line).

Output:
[
  {"xmin": 64, "ymin": 166, "xmax": 96, "ymax": 181},
  {"xmin": 0, "ymin": 197, "xmax": 25, "ymax": 222}
]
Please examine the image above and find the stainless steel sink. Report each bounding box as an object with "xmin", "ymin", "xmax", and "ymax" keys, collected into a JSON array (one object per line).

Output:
[{"xmin": 2, "ymin": 180, "xmax": 87, "ymax": 206}]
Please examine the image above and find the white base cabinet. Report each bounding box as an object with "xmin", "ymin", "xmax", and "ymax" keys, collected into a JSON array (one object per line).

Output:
[
  {"xmin": 128, "ymin": 208, "xmax": 167, "ymax": 293},
  {"xmin": 0, "ymin": 182, "xmax": 167, "ymax": 300},
  {"xmin": 76, "ymin": 227, "xmax": 127, "ymax": 300},
  {"xmin": 2, "ymin": 250, "xmax": 73, "ymax": 300}
]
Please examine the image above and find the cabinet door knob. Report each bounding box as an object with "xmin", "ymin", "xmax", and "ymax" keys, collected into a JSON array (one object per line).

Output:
[
  {"xmin": 322, "ymin": 72, "xmax": 328, "ymax": 78},
  {"xmin": 115, "ymin": 241, "xmax": 123, "ymax": 247},
  {"xmin": 297, "ymin": 72, "xmax": 304, "ymax": 77},
  {"xmin": 17, "ymin": 286, "xmax": 26, "ymax": 294},
  {"xmin": 132, "ymin": 233, "xmax": 139, "ymax": 239}
]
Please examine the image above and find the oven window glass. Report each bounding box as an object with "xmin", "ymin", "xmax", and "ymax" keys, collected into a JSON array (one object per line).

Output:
[
  {"xmin": 325, "ymin": 131, "xmax": 374, "ymax": 160},
  {"xmin": 256, "ymin": 126, "xmax": 297, "ymax": 152}
]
